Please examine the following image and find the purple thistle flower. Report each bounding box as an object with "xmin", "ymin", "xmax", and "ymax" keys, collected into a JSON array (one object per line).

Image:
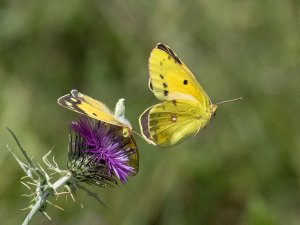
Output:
[{"xmin": 69, "ymin": 117, "xmax": 136, "ymax": 184}]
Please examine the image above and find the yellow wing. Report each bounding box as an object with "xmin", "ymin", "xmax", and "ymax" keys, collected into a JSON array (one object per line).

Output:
[
  {"xmin": 57, "ymin": 90, "xmax": 122, "ymax": 127},
  {"xmin": 139, "ymin": 99, "xmax": 211, "ymax": 147},
  {"xmin": 149, "ymin": 43, "xmax": 211, "ymax": 109}
]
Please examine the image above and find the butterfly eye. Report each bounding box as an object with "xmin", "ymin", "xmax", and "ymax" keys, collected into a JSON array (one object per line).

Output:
[{"xmin": 122, "ymin": 128, "xmax": 130, "ymax": 138}]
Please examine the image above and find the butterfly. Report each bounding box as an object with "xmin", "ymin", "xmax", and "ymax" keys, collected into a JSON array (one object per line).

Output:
[
  {"xmin": 139, "ymin": 43, "xmax": 241, "ymax": 147},
  {"xmin": 58, "ymin": 89, "xmax": 139, "ymax": 174}
]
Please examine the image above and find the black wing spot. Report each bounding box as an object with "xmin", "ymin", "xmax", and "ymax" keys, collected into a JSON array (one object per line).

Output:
[
  {"xmin": 160, "ymin": 74, "xmax": 164, "ymax": 79},
  {"xmin": 164, "ymin": 90, "xmax": 169, "ymax": 96},
  {"xmin": 172, "ymin": 100, "xmax": 177, "ymax": 106},
  {"xmin": 93, "ymin": 113, "xmax": 97, "ymax": 116},
  {"xmin": 163, "ymin": 83, "xmax": 168, "ymax": 88},
  {"xmin": 149, "ymin": 81, "xmax": 153, "ymax": 90},
  {"xmin": 183, "ymin": 79, "xmax": 188, "ymax": 85}
]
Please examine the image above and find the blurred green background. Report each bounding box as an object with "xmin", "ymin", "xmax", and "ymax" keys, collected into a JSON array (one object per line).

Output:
[{"xmin": 0, "ymin": 0, "xmax": 299, "ymax": 224}]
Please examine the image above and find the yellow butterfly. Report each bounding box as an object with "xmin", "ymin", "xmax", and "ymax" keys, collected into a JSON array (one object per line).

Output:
[
  {"xmin": 58, "ymin": 89, "xmax": 139, "ymax": 174},
  {"xmin": 139, "ymin": 43, "xmax": 241, "ymax": 147}
]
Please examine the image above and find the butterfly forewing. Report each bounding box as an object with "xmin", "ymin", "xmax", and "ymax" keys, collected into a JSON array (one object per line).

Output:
[
  {"xmin": 71, "ymin": 90, "xmax": 112, "ymax": 114},
  {"xmin": 57, "ymin": 90, "xmax": 122, "ymax": 127},
  {"xmin": 149, "ymin": 43, "xmax": 211, "ymax": 109}
]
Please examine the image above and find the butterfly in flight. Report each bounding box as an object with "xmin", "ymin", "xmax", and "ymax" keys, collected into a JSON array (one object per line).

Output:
[{"xmin": 139, "ymin": 43, "xmax": 242, "ymax": 147}]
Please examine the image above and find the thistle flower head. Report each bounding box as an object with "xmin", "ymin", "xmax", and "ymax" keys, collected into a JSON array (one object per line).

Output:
[{"xmin": 68, "ymin": 117, "xmax": 137, "ymax": 185}]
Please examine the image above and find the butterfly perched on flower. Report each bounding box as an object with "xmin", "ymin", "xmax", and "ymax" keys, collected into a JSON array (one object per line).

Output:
[
  {"xmin": 139, "ymin": 43, "xmax": 241, "ymax": 147},
  {"xmin": 58, "ymin": 90, "xmax": 139, "ymax": 176}
]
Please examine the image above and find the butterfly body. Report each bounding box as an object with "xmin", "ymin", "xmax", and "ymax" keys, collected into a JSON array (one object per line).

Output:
[
  {"xmin": 58, "ymin": 90, "xmax": 138, "ymax": 174},
  {"xmin": 139, "ymin": 43, "xmax": 218, "ymax": 147}
]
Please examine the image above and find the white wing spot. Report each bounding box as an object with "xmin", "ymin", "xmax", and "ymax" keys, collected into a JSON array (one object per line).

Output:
[
  {"xmin": 65, "ymin": 102, "xmax": 73, "ymax": 108},
  {"xmin": 170, "ymin": 114, "xmax": 177, "ymax": 123}
]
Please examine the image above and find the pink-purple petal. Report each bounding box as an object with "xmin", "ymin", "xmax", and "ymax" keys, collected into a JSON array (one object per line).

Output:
[{"xmin": 70, "ymin": 117, "xmax": 134, "ymax": 184}]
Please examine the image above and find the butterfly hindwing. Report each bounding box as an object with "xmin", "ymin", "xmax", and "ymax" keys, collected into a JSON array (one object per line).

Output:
[
  {"xmin": 139, "ymin": 99, "xmax": 210, "ymax": 147},
  {"xmin": 109, "ymin": 125, "xmax": 139, "ymax": 175},
  {"xmin": 149, "ymin": 43, "xmax": 211, "ymax": 109},
  {"xmin": 57, "ymin": 90, "xmax": 122, "ymax": 127}
]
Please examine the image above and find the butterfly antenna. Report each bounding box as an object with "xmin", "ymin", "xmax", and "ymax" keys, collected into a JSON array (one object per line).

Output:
[
  {"xmin": 132, "ymin": 130, "xmax": 144, "ymax": 139},
  {"xmin": 215, "ymin": 97, "xmax": 243, "ymax": 105}
]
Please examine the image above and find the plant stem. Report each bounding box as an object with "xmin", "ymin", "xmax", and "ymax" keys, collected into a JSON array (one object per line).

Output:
[{"xmin": 22, "ymin": 172, "xmax": 72, "ymax": 225}]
